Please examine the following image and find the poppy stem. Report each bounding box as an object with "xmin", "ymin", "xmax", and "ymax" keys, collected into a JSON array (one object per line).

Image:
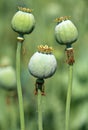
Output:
[
  {"xmin": 38, "ymin": 90, "xmax": 43, "ymax": 130},
  {"xmin": 65, "ymin": 65, "xmax": 73, "ymax": 130},
  {"xmin": 16, "ymin": 37, "xmax": 25, "ymax": 130}
]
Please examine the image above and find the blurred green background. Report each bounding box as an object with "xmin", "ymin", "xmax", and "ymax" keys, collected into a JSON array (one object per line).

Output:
[{"xmin": 0, "ymin": 0, "xmax": 88, "ymax": 130}]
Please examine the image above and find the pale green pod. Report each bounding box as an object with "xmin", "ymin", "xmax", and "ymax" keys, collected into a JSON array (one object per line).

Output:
[
  {"xmin": 0, "ymin": 56, "xmax": 12, "ymax": 67},
  {"xmin": 11, "ymin": 7, "xmax": 35, "ymax": 35},
  {"xmin": 0, "ymin": 66, "xmax": 16, "ymax": 90},
  {"xmin": 28, "ymin": 45, "xmax": 57, "ymax": 79},
  {"xmin": 55, "ymin": 19, "xmax": 78, "ymax": 45}
]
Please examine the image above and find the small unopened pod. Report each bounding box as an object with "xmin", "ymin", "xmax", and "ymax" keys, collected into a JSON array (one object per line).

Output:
[
  {"xmin": 0, "ymin": 66, "xmax": 16, "ymax": 90},
  {"xmin": 28, "ymin": 45, "xmax": 57, "ymax": 79},
  {"xmin": 55, "ymin": 16, "xmax": 78, "ymax": 45},
  {"xmin": 11, "ymin": 7, "xmax": 35, "ymax": 35}
]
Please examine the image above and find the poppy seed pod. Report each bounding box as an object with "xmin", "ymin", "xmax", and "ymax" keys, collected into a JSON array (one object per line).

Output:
[
  {"xmin": 55, "ymin": 16, "xmax": 78, "ymax": 46},
  {"xmin": 11, "ymin": 7, "xmax": 35, "ymax": 35},
  {"xmin": 0, "ymin": 66, "xmax": 16, "ymax": 90},
  {"xmin": 28, "ymin": 45, "xmax": 57, "ymax": 79}
]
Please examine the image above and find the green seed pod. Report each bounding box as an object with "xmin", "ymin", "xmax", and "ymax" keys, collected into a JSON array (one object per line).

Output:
[
  {"xmin": 55, "ymin": 16, "xmax": 78, "ymax": 45},
  {"xmin": 0, "ymin": 56, "xmax": 12, "ymax": 67},
  {"xmin": 11, "ymin": 7, "xmax": 35, "ymax": 35},
  {"xmin": 0, "ymin": 66, "xmax": 16, "ymax": 90},
  {"xmin": 28, "ymin": 45, "xmax": 57, "ymax": 79}
]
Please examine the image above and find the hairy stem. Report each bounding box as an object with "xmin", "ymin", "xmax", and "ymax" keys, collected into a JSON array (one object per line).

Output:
[
  {"xmin": 65, "ymin": 65, "xmax": 73, "ymax": 130},
  {"xmin": 16, "ymin": 41, "xmax": 25, "ymax": 130}
]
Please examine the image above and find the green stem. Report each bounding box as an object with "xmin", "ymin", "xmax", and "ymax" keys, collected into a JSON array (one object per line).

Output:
[
  {"xmin": 65, "ymin": 65, "xmax": 73, "ymax": 130},
  {"xmin": 16, "ymin": 41, "xmax": 25, "ymax": 130},
  {"xmin": 38, "ymin": 90, "xmax": 43, "ymax": 130}
]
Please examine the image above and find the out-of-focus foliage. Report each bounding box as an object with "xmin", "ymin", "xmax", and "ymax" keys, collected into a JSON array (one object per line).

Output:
[{"xmin": 0, "ymin": 0, "xmax": 88, "ymax": 130}]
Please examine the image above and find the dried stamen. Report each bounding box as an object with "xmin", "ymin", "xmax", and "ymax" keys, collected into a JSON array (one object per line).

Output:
[
  {"xmin": 34, "ymin": 79, "xmax": 45, "ymax": 96},
  {"xmin": 65, "ymin": 47, "xmax": 75, "ymax": 65}
]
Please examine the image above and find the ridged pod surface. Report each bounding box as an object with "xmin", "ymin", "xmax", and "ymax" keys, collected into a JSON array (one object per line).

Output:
[
  {"xmin": 55, "ymin": 18, "xmax": 78, "ymax": 45},
  {"xmin": 28, "ymin": 45, "xmax": 57, "ymax": 79},
  {"xmin": 11, "ymin": 7, "xmax": 35, "ymax": 35}
]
